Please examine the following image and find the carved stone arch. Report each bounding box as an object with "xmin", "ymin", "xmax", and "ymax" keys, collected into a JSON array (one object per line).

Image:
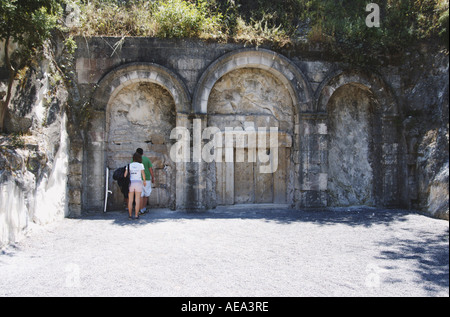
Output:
[
  {"xmin": 192, "ymin": 48, "xmax": 314, "ymax": 114},
  {"xmin": 84, "ymin": 62, "xmax": 191, "ymax": 211},
  {"xmin": 192, "ymin": 48, "xmax": 313, "ymax": 208},
  {"xmin": 92, "ymin": 62, "xmax": 191, "ymax": 115},
  {"xmin": 316, "ymin": 69, "xmax": 403, "ymax": 208},
  {"xmin": 316, "ymin": 69, "xmax": 398, "ymax": 115}
]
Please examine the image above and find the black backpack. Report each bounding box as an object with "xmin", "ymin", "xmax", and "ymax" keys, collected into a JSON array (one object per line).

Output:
[
  {"xmin": 114, "ymin": 165, "xmax": 131, "ymax": 197},
  {"xmin": 113, "ymin": 166, "xmax": 127, "ymax": 181}
]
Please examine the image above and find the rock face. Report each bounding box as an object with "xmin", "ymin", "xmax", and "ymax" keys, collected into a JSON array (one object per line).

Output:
[
  {"xmin": 428, "ymin": 162, "xmax": 449, "ymax": 220},
  {"xmin": 0, "ymin": 45, "xmax": 70, "ymax": 247},
  {"xmin": 401, "ymin": 50, "xmax": 449, "ymax": 220},
  {"xmin": 0, "ymin": 115, "xmax": 69, "ymax": 246},
  {"xmin": 416, "ymin": 126, "xmax": 449, "ymax": 220}
]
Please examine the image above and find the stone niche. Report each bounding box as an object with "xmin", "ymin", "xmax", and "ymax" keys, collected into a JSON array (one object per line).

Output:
[
  {"xmin": 106, "ymin": 82, "xmax": 176, "ymax": 210},
  {"xmin": 207, "ymin": 68, "xmax": 295, "ymax": 206},
  {"xmin": 326, "ymin": 84, "xmax": 376, "ymax": 207}
]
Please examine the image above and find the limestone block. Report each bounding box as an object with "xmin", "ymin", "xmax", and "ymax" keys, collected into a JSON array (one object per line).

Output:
[
  {"xmin": 68, "ymin": 174, "xmax": 82, "ymax": 188},
  {"xmin": 177, "ymin": 58, "xmax": 205, "ymax": 70},
  {"xmin": 150, "ymin": 134, "xmax": 166, "ymax": 145},
  {"xmin": 69, "ymin": 189, "xmax": 82, "ymax": 205},
  {"xmin": 299, "ymin": 61, "xmax": 331, "ymax": 83},
  {"xmin": 69, "ymin": 204, "xmax": 82, "ymax": 217}
]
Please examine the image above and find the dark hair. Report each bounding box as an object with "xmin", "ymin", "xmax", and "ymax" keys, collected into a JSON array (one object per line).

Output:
[
  {"xmin": 133, "ymin": 152, "xmax": 143, "ymax": 163},
  {"xmin": 136, "ymin": 148, "xmax": 144, "ymax": 155}
]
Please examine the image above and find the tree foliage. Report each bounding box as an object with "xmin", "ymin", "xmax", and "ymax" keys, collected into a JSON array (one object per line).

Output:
[
  {"xmin": 0, "ymin": 0, "xmax": 64, "ymax": 132},
  {"xmin": 1, "ymin": 0, "xmax": 63, "ymax": 66}
]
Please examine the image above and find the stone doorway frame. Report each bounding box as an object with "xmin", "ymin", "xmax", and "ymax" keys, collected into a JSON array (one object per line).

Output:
[
  {"xmin": 316, "ymin": 69, "xmax": 404, "ymax": 207},
  {"xmin": 192, "ymin": 49, "xmax": 315, "ymax": 209},
  {"xmin": 84, "ymin": 63, "xmax": 191, "ymax": 211}
]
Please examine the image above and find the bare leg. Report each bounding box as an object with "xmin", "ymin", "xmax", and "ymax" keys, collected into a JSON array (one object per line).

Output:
[
  {"xmin": 128, "ymin": 192, "xmax": 134, "ymax": 218},
  {"xmin": 141, "ymin": 196, "xmax": 148, "ymax": 211},
  {"xmin": 135, "ymin": 194, "xmax": 141, "ymax": 218}
]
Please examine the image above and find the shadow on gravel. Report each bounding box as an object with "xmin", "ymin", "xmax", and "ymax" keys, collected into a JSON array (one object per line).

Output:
[
  {"xmin": 83, "ymin": 205, "xmax": 414, "ymax": 228},
  {"xmin": 79, "ymin": 206, "xmax": 448, "ymax": 295},
  {"xmin": 376, "ymin": 227, "xmax": 449, "ymax": 296}
]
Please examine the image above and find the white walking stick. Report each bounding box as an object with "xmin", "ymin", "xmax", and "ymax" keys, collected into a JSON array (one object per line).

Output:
[{"xmin": 104, "ymin": 167, "xmax": 112, "ymax": 213}]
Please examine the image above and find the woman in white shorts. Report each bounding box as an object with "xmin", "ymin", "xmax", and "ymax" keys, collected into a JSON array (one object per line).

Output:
[{"xmin": 124, "ymin": 152, "xmax": 147, "ymax": 219}]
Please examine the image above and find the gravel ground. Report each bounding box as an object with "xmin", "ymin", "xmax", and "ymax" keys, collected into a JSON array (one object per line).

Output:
[{"xmin": 0, "ymin": 206, "xmax": 448, "ymax": 297}]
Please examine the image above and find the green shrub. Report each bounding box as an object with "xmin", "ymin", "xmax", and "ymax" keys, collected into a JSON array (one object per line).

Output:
[
  {"xmin": 77, "ymin": 0, "xmax": 156, "ymax": 37},
  {"xmin": 153, "ymin": 0, "xmax": 222, "ymax": 38},
  {"xmin": 69, "ymin": 0, "xmax": 449, "ymax": 58}
]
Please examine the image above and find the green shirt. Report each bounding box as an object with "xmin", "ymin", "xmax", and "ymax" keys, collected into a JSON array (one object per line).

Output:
[
  {"xmin": 142, "ymin": 156, "xmax": 153, "ymax": 181},
  {"xmin": 132, "ymin": 156, "xmax": 153, "ymax": 181}
]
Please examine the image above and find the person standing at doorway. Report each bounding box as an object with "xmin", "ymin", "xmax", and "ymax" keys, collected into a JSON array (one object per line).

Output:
[
  {"xmin": 136, "ymin": 148, "xmax": 155, "ymax": 214},
  {"xmin": 124, "ymin": 152, "xmax": 146, "ymax": 220}
]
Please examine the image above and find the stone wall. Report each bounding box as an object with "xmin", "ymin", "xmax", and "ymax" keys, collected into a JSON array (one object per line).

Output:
[{"xmin": 65, "ymin": 36, "xmax": 447, "ymax": 219}]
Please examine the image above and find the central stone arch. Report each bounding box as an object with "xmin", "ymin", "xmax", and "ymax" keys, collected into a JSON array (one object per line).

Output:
[
  {"xmin": 193, "ymin": 48, "xmax": 313, "ymax": 114},
  {"xmin": 84, "ymin": 63, "xmax": 190, "ymax": 211},
  {"xmin": 193, "ymin": 49, "xmax": 313, "ymax": 207}
]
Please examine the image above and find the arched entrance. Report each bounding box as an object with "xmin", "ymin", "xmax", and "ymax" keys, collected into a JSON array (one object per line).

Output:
[
  {"xmin": 208, "ymin": 68, "xmax": 294, "ymax": 205},
  {"xmin": 326, "ymin": 83, "xmax": 377, "ymax": 206},
  {"xmin": 317, "ymin": 70, "xmax": 402, "ymax": 207},
  {"xmin": 85, "ymin": 63, "xmax": 190, "ymax": 211},
  {"xmin": 106, "ymin": 82, "xmax": 176, "ymax": 210},
  {"xmin": 193, "ymin": 49, "xmax": 313, "ymax": 207}
]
